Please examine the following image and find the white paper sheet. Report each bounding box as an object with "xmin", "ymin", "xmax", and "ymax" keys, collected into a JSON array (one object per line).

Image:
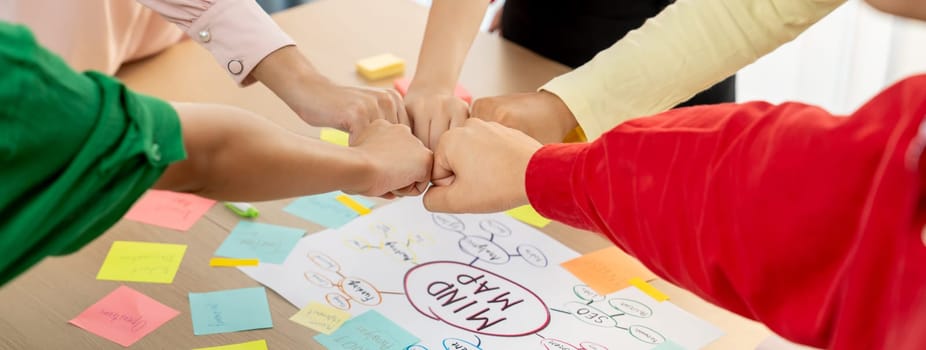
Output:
[{"xmin": 241, "ymin": 198, "xmax": 723, "ymax": 349}]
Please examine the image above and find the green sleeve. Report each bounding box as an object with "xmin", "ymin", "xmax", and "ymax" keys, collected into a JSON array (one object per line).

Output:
[{"xmin": 0, "ymin": 23, "xmax": 187, "ymax": 285}]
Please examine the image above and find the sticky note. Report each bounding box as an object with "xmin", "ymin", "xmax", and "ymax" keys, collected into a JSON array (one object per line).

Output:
[
  {"xmin": 393, "ymin": 77, "xmax": 473, "ymax": 104},
  {"xmin": 290, "ymin": 301, "xmax": 352, "ymax": 334},
  {"xmin": 96, "ymin": 241, "xmax": 187, "ymax": 284},
  {"xmin": 194, "ymin": 340, "xmax": 268, "ymax": 350},
  {"xmin": 505, "ymin": 205, "xmax": 552, "ymax": 228},
  {"xmin": 123, "ymin": 190, "xmax": 216, "ymax": 231},
  {"xmin": 315, "ymin": 310, "xmax": 418, "ymax": 350},
  {"xmin": 214, "ymin": 222, "xmax": 305, "ymax": 264},
  {"xmin": 335, "ymin": 194, "xmax": 372, "ymax": 215},
  {"xmin": 209, "ymin": 257, "xmax": 259, "ymax": 267},
  {"xmin": 560, "ymin": 246, "xmax": 657, "ymax": 295},
  {"xmin": 189, "ymin": 287, "xmax": 273, "ymax": 335},
  {"xmin": 356, "ymin": 53, "xmax": 405, "ymax": 80},
  {"xmin": 630, "ymin": 277, "xmax": 669, "ymax": 302},
  {"xmin": 320, "ymin": 128, "xmax": 350, "ymax": 146},
  {"xmin": 284, "ymin": 191, "xmax": 375, "ymax": 228},
  {"xmin": 69, "ymin": 285, "xmax": 179, "ymax": 347}
]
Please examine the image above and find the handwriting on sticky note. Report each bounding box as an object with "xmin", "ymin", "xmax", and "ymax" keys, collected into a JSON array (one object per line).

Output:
[
  {"xmin": 96, "ymin": 241, "xmax": 187, "ymax": 284},
  {"xmin": 560, "ymin": 246, "xmax": 657, "ymax": 295},
  {"xmin": 214, "ymin": 222, "xmax": 304, "ymax": 264},
  {"xmin": 320, "ymin": 128, "xmax": 350, "ymax": 146},
  {"xmin": 290, "ymin": 301, "xmax": 352, "ymax": 334},
  {"xmin": 505, "ymin": 205, "xmax": 552, "ymax": 228},
  {"xmin": 123, "ymin": 190, "xmax": 216, "ymax": 231},
  {"xmin": 315, "ymin": 310, "xmax": 418, "ymax": 350},
  {"xmin": 70, "ymin": 285, "xmax": 179, "ymax": 347},
  {"xmin": 194, "ymin": 339, "xmax": 269, "ymax": 350},
  {"xmin": 189, "ymin": 287, "xmax": 273, "ymax": 335},
  {"xmin": 284, "ymin": 191, "xmax": 375, "ymax": 228}
]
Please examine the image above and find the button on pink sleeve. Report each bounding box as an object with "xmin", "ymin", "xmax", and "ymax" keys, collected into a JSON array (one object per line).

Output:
[{"xmin": 137, "ymin": 0, "xmax": 295, "ymax": 85}]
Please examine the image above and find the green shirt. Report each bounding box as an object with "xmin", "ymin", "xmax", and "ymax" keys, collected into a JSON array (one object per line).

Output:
[{"xmin": 0, "ymin": 23, "xmax": 187, "ymax": 286}]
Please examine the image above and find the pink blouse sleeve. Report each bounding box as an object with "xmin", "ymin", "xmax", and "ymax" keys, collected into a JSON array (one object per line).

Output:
[{"xmin": 137, "ymin": 0, "xmax": 296, "ymax": 85}]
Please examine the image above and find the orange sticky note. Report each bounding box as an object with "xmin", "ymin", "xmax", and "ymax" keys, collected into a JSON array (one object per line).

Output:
[
  {"xmin": 561, "ymin": 246, "xmax": 657, "ymax": 295},
  {"xmin": 123, "ymin": 190, "xmax": 216, "ymax": 231},
  {"xmin": 69, "ymin": 285, "xmax": 180, "ymax": 347},
  {"xmin": 393, "ymin": 77, "xmax": 473, "ymax": 104}
]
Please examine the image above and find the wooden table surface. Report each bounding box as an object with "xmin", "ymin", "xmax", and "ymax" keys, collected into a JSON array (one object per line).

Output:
[{"xmin": 0, "ymin": 0, "xmax": 770, "ymax": 348}]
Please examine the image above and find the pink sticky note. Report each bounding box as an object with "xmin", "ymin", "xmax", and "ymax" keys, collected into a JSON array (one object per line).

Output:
[
  {"xmin": 123, "ymin": 190, "xmax": 216, "ymax": 231},
  {"xmin": 70, "ymin": 286, "xmax": 180, "ymax": 347},
  {"xmin": 393, "ymin": 77, "xmax": 473, "ymax": 104}
]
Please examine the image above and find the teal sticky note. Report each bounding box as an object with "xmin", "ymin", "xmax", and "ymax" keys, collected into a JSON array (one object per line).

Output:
[
  {"xmin": 189, "ymin": 287, "xmax": 273, "ymax": 335},
  {"xmin": 214, "ymin": 222, "xmax": 304, "ymax": 264},
  {"xmin": 651, "ymin": 340, "xmax": 686, "ymax": 350},
  {"xmin": 284, "ymin": 191, "xmax": 375, "ymax": 228},
  {"xmin": 314, "ymin": 310, "xmax": 418, "ymax": 350}
]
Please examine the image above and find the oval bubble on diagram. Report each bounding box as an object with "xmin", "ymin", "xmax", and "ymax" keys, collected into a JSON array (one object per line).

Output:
[
  {"xmin": 304, "ymin": 271, "xmax": 334, "ymax": 288},
  {"xmin": 478, "ymin": 219, "xmax": 512, "ymax": 237},
  {"xmin": 433, "ymin": 213, "xmax": 466, "ymax": 232},
  {"xmin": 404, "ymin": 261, "xmax": 550, "ymax": 337},
  {"xmin": 540, "ymin": 338, "xmax": 581, "ymax": 350},
  {"xmin": 608, "ymin": 298, "xmax": 653, "ymax": 318},
  {"xmin": 441, "ymin": 337, "xmax": 482, "ymax": 350},
  {"xmin": 573, "ymin": 285, "xmax": 604, "ymax": 303},
  {"xmin": 579, "ymin": 341, "xmax": 609, "ymax": 350},
  {"xmin": 407, "ymin": 346, "xmax": 429, "ymax": 350},
  {"xmin": 326, "ymin": 292, "xmax": 351, "ymax": 310},
  {"xmin": 307, "ymin": 251, "xmax": 340, "ymax": 272},
  {"xmin": 458, "ymin": 236, "xmax": 510, "ymax": 264},
  {"xmin": 516, "ymin": 244, "xmax": 549, "ymax": 267},
  {"xmin": 564, "ymin": 301, "xmax": 618, "ymax": 328},
  {"xmin": 339, "ymin": 277, "xmax": 383, "ymax": 306},
  {"xmin": 628, "ymin": 325, "xmax": 666, "ymax": 344}
]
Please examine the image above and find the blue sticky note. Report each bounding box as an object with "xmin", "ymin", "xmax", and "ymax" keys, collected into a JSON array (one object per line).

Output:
[
  {"xmin": 214, "ymin": 222, "xmax": 304, "ymax": 264},
  {"xmin": 650, "ymin": 340, "xmax": 686, "ymax": 350},
  {"xmin": 284, "ymin": 191, "xmax": 375, "ymax": 228},
  {"xmin": 314, "ymin": 310, "xmax": 418, "ymax": 350},
  {"xmin": 189, "ymin": 287, "xmax": 273, "ymax": 335}
]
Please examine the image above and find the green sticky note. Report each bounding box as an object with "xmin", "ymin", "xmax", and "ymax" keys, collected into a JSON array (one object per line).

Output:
[
  {"xmin": 96, "ymin": 241, "xmax": 187, "ymax": 284},
  {"xmin": 214, "ymin": 222, "xmax": 304, "ymax": 264},
  {"xmin": 290, "ymin": 301, "xmax": 352, "ymax": 334},
  {"xmin": 505, "ymin": 205, "xmax": 552, "ymax": 228},
  {"xmin": 284, "ymin": 191, "xmax": 375, "ymax": 228},
  {"xmin": 189, "ymin": 287, "xmax": 273, "ymax": 335},
  {"xmin": 320, "ymin": 128, "xmax": 350, "ymax": 146},
  {"xmin": 194, "ymin": 340, "xmax": 268, "ymax": 350},
  {"xmin": 314, "ymin": 310, "xmax": 418, "ymax": 350}
]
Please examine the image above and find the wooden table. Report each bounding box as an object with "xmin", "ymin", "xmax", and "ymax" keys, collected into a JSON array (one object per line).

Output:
[{"xmin": 0, "ymin": 0, "xmax": 771, "ymax": 348}]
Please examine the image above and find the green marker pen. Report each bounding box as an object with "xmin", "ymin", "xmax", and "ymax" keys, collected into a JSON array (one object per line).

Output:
[{"xmin": 224, "ymin": 202, "xmax": 260, "ymax": 218}]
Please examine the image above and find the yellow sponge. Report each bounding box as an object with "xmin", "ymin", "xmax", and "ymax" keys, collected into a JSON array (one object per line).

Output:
[{"xmin": 356, "ymin": 53, "xmax": 405, "ymax": 80}]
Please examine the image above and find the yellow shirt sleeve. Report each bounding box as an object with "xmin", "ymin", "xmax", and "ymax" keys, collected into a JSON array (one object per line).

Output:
[{"xmin": 542, "ymin": 0, "xmax": 847, "ymax": 140}]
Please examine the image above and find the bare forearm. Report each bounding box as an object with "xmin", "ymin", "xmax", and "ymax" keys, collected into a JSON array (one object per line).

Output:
[
  {"xmin": 410, "ymin": 0, "xmax": 489, "ymax": 92},
  {"xmin": 155, "ymin": 103, "xmax": 370, "ymax": 200}
]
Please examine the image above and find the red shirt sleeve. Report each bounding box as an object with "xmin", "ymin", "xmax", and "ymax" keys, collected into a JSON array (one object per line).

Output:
[{"xmin": 526, "ymin": 75, "xmax": 926, "ymax": 349}]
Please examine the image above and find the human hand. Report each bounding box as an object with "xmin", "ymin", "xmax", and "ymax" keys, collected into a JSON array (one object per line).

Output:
[
  {"xmin": 349, "ymin": 120, "xmax": 432, "ymax": 197},
  {"xmin": 405, "ymin": 89, "xmax": 470, "ymax": 149},
  {"xmin": 471, "ymin": 90, "xmax": 579, "ymax": 144},
  {"xmin": 252, "ymin": 46, "xmax": 408, "ymax": 135},
  {"xmin": 424, "ymin": 118, "xmax": 542, "ymax": 213}
]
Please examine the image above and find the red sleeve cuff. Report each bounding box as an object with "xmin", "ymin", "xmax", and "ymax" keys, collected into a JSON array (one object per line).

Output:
[{"xmin": 525, "ymin": 143, "xmax": 599, "ymax": 231}]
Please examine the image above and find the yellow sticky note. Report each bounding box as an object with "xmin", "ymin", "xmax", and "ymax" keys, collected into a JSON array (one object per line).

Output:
[
  {"xmin": 320, "ymin": 128, "xmax": 350, "ymax": 146},
  {"xmin": 335, "ymin": 194, "xmax": 372, "ymax": 215},
  {"xmin": 630, "ymin": 277, "xmax": 669, "ymax": 302},
  {"xmin": 194, "ymin": 339, "xmax": 268, "ymax": 350},
  {"xmin": 560, "ymin": 246, "xmax": 658, "ymax": 295},
  {"xmin": 505, "ymin": 205, "xmax": 552, "ymax": 228},
  {"xmin": 209, "ymin": 257, "xmax": 259, "ymax": 267},
  {"xmin": 356, "ymin": 53, "xmax": 405, "ymax": 80},
  {"xmin": 96, "ymin": 241, "xmax": 187, "ymax": 284},
  {"xmin": 290, "ymin": 301, "xmax": 352, "ymax": 334}
]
